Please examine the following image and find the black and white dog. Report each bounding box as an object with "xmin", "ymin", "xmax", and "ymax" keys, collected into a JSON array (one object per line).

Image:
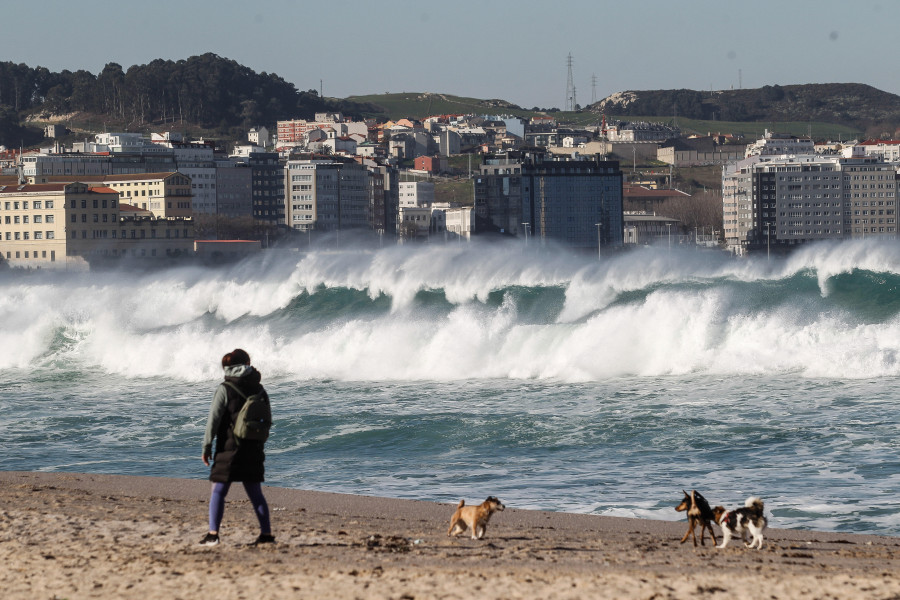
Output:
[{"xmin": 712, "ymin": 497, "xmax": 767, "ymax": 549}]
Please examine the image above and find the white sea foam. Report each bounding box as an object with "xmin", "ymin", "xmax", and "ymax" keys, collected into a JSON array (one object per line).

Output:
[{"xmin": 3, "ymin": 239, "xmax": 900, "ymax": 381}]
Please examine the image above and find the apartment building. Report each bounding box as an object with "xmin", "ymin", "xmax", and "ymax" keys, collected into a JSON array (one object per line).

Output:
[
  {"xmin": 521, "ymin": 153, "xmax": 624, "ymax": 248},
  {"xmin": 396, "ymin": 181, "xmax": 435, "ymax": 239},
  {"xmin": 744, "ymin": 130, "xmax": 815, "ymax": 157},
  {"xmin": 284, "ymin": 158, "xmax": 370, "ymax": 232},
  {"xmin": 476, "ymin": 151, "xmax": 624, "ymax": 249},
  {"xmin": 33, "ymin": 173, "xmax": 193, "ymax": 219},
  {"xmin": 0, "ymin": 182, "xmax": 193, "ymax": 269},
  {"xmin": 854, "ymin": 140, "xmax": 900, "ymax": 162},
  {"xmin": 366, "ymin": 161, "xmax": 399, "ymax": 237},
  {"xmin": 399, "ymin": 181, "xmax": 435, "ymax": 207},
  {"xmin": 248, "ymin": 152, "xmax": 285, "ymax": 225},
  {"xmin": 475, "ymin": 155, "xmax": 524, "ymax": 235},
  {"xmin": 722, "ymin": 153, "xmax": 898, "ymax": 254}
]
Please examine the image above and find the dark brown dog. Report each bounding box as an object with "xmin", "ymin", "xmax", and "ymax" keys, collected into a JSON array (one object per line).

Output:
[
  {"xmin": 448, "ymin": 496, "xmax": 505, "ymax": 539},
  {"xmin": 675, "ymin": 489, "xmax": 718, "ymax": 547}
]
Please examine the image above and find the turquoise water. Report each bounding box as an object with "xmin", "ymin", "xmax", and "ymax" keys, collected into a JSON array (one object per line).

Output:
[{"xmin": 3, "ymin": 240, "xmax": 900, "ymax": 535}]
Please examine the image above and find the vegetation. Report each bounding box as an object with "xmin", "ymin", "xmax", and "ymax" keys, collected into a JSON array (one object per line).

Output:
[
  {"xmin": 0, "ymin": 54, "xmax": 378, "ymax": 145},
  {"xmin": 434, "ymin": 179, "xmax": 474, "ymax": 206},
  {"xmin": 591, "ymin": 84, "xmax": 900, "ymax": 137},
  {"xmin": 344, "ymin": 91, "xmax": 870, "ymax": 141},
  {"xmin": 346, "ymin": 92, "xmax": 535, "ymax": 121}
]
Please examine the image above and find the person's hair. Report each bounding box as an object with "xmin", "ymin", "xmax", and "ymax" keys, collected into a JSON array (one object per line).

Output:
[{"xmin": 222, "ymin": 348, "xmax": 251, "ymax": 367}]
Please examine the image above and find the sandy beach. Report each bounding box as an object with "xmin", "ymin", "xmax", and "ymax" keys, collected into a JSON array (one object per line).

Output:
[{"xmin": 1, "ymin": 471, "xmax": 899, "ymax": 599}]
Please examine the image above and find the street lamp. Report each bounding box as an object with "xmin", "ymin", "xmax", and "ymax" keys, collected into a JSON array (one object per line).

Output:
[
  {"xmin": 595, "ymin": 221, "xmax": 603, "ymax": 260},
  {"xmin": 666, "ymin": 222, "xmax": 672, "ymax": 251},
  {"xmin": 521, "ymin": 222, "xmax": 530, "ymax": 248},
  {"xmin": 765, "ymin": 222, "xmax": 771, "ymax": 261}
]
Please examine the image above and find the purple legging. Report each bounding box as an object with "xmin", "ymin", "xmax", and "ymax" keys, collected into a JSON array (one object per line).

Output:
[{"xmin": 208, "ymin": 481, "xmax": 271, "ymax": 534}]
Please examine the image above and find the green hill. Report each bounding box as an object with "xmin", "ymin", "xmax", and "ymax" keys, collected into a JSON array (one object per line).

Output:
[
  {"xmin": 591, "ymin": 84, "xmax": 899, "ymax": 138},
  {"xmin": 344, "ymin": 91, "xmax": 866, "ymax": 140}
]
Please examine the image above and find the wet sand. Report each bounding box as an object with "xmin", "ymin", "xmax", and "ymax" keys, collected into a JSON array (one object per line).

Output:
[{"xmin": 1, "ymin": 471, "xmax": 899, "ymax": 599}]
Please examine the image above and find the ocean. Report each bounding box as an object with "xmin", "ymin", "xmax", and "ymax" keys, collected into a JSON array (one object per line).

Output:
[{"xmin": 3, "ymin": 239, "xmax": 900, "ymax": 536}]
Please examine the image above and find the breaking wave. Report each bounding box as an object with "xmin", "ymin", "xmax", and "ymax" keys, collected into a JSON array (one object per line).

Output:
[{"xmin": 4, "ymin": 238, "xmax": 900, "ymax": 381}]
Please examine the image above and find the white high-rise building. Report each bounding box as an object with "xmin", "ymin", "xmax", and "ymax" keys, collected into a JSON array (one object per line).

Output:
[{"xmin": 723, "ymin": 153, "xmax": 898, "ymax": 255}]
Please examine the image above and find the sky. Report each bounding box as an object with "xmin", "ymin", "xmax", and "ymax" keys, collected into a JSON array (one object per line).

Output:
[{"xmin": 2, "ymin": 0, "xmax": 898, "ymax": 111}]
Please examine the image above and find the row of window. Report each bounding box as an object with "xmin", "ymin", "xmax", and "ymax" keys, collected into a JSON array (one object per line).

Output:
[
  {"xmin": 4, "ymin": 214, "xmax": 54, "ymax": 224},
  {"xmin": 6, "ymin": 250, "xmax": 56, "ymax": 260},
  {"xmin": 2, "ymin": 200, "xmax": 55, "ymax": 210},
  {"xmin": 66, "ymin": 228, "xmax": 191, "ymax": 239},
  {"xmin": 4, "ymin": 231, "xmax": 55, "ymax": 240}
]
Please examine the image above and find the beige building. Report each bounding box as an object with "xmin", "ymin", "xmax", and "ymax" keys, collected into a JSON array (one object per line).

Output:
[
  {"xmin": 31, "ymin": 172, "xmax": 193, "ymax": 219},
  {"xmin": 0, "ymin": 182, "xmax": 194, "ymax": 269}
]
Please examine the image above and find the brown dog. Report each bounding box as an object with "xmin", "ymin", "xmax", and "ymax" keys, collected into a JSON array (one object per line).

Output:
[
  {"xmin": 448, "ymin": 496, "xmax": 505, "ymax": 539},
  {"xmin": 675, "ymin": 489, "xmax": 718, "ymax": 547}
]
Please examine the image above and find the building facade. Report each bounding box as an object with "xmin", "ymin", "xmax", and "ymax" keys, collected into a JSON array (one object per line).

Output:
[
  {"xmin": 723, "ymin": 153, "xmax": 898, "ymax": 254},
  {"xmin": 33, "ymin": 173, "xmax": 193, "ymax": 219},
  {"xmin": 284, "ymin": 158, "xmax": 370, "ymax": 232},
  {"xmin": 475, "ymin": 151, "xmax": 624, "ymax": 249},
  {"xmin": 0, "ymin": 182, "xmax": 193, "ymax": 269},
  {"xmin": 521, "ymin": 153, "xmax": 624, "ymax": 248}
]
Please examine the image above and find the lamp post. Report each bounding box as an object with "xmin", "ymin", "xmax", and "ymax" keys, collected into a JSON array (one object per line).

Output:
[
  {"xmin": 765, "ymin": 222, "xmax": 771, "ymax": 261},
  {"xmin": 522, "ymin": 222, "xmax": 530, "ymax": 248},
  {"xmin": 595, "ymin": 221, "xmax": 603, "ymax": 260},
  {"xmin": 666, "ymin": 222, "xmax": 672, "ymax": 251}
]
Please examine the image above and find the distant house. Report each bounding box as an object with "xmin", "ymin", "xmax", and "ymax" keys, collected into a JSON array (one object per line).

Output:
[
  {"xmin": 657, "ymin": 137, "xmax": 746, "ymax": 167},
  {"xmin": 248, "ymin": 126, "xmax": 270, "ymax": 148},
  {"xmin": 623, "ymin": 184, "xmax": 691, "ymax": 213},
  {"xmin": 43, "ymin": 124, "xmax": 69, "ymax": 139},
  {"xmin": 414, "ymin": 155, "xmax": 448, "ymax": 174},
  {"xmin": 855, "ymin": 139, "xmax": 900, "ymax": 161},
  {"xmin": 623, "ymin": 212, "xmax": 681, "ymax": 245}
]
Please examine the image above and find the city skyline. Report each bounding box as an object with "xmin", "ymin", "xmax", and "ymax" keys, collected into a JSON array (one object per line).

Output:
[{"xmin": 2, "ymin": 0, "xmax": 898, "ymax": 111}]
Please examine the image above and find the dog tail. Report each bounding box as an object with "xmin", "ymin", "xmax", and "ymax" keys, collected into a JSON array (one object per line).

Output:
[
  {"xmin": 745, "ymin": 496, "xmax": 764, "ymax": 515},
  {"xmin": 457, "ymin": 500, "xmax": 465, "ymax": 508}
]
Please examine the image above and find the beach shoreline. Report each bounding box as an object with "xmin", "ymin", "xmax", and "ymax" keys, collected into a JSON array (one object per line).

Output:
[{"xmin": 2, "ymin": 470, "xmax": 899, "ymax": 599}]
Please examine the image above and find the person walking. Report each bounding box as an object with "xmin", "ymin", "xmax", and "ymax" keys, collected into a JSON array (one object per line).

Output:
[{"xmin": 199, "ymin": 348, "xmax": 274, "ymax": 546}]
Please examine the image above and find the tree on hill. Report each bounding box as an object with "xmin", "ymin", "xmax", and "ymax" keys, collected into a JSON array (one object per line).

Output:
[{"xmin": 0, "ymin": 54, "xmax": 371, "ymax": 136}]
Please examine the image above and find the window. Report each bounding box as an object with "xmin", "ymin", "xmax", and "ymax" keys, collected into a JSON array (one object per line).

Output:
[
  {"xmin": 35, "ymin": 231, "xmax": 43, "ymax": 239},
  {"xmin": 46, "ymin": 201, "xmax": 53, "ymax": 209},
  {"xmin": 47, "ymin": 231, "xmax": 54, "ymax": 239},
  {"xmin": 34, "ymin": 201, "xmax": 42, "ymax": 209},
  {"xmin": 46, "ymin": 215, "xmax": 54, "ymax": 223},
  {"xmin": 34, "ymin": 215, "xmax": 42, "ymax": 224}
]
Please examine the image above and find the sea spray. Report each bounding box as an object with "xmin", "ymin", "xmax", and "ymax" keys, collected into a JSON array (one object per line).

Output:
[{"xmin": 3, "ymin": 238, "xmax": 900, "ymax": 380}]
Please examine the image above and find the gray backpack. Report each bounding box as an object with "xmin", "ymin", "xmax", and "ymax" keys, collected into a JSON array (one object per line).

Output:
[{"xmin": 223, "ymin": 382, "xmax": 272, "ymax": 442}]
